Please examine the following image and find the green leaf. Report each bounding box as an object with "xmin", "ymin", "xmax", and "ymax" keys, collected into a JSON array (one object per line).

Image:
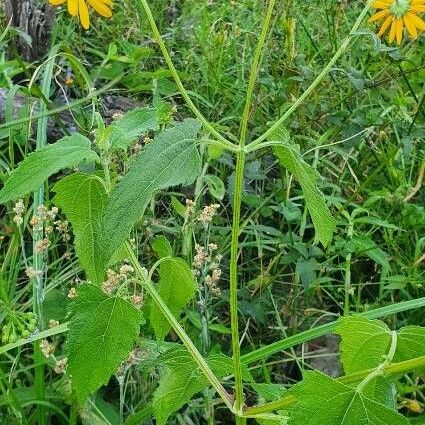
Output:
[
  {"xmin": 287, "ymin": 371, "xmax": 409, "ymax": 425},
  {"xmin": 394, "ymin": 326, "xmax": 425, "ymax": 364},
  {"xmin": 0, "ymin": 134, "xmax": 98, "ymax": 204},
  {"xmin": 153, "ymin": 345, "xmax": 252, "ymax": 425},
  {"xmin": 42, "ymin": 289, "xmax": 69, "ymax": 323},
  {"xmin": 53, "ymin": 174, "xmax": 107, "ymax": 285},
  {"xmin": 151, "ymin": 236, "xmax": 173, "ymax": 259},
  {"xmin": 67, "ymin": 285, "xmax": 143, "ymax": 403},
  {"xmin": 109, "ymin": 108, "xmax": 157, "ymax": 150},
  {"xmin": 337, "ymin": 318, "xmax": 425, "ymax": 374},
  {"xmin": 272, "ymin": 142, "xmax": 335, "ymax": 246},
  {"xmin": 336, "ymin": 316, "xmax": 392, "ymax": 374},
  {"xmin": 203, "ymin": 174, "xmax": 225, "ymax": 200},
  {"xmin": 81, "ymin": 396, "xmax": 120, "ymax": 425},
  {"xmin": 99, "ymin": 119, "xmax": 201, "ymax": 270},
  {"xmin": 149, "ymin": 257, "xmax": 196, "ymax": 340}
]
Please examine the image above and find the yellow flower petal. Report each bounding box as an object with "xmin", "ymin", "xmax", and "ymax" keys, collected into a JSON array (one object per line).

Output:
[
  {"xmin": 407, "ymin": 12, "xmax": 425, "ymax": 30},
  {"xmin": 411, "ymin": 0, "xmax": 425, "ymax": 5},
  {"xmin": 410, "ymin": 5, "xmax": 425, "ymax": 11},
  {"xmin": 78, "ymin": 0, "xmax": 90, "ymax": 29},
  {"xmin": 49, "ymin": 0, "xmax": 66, "ymax": 5},
  {"xmin": 378, "ymin": 15, "xmax": 393, "ymax": 36},
  {"xmin": 372, "ymin": 0, "xmax": 392, "ymax": 9},
  {"xmin": 404, "ymin": 15, "xmax": 418, "ymax": 38},
  {"xmin": 369, "ymin": 9, "xmax": 389, "ymax": 22},
  {"xmin": 87, "ymin": 0, "xmax": 112, "ymax": 17},
  {"xmin": 396, "ymin": 18, "xmax": 404, "ymax": 44},
  {"xmin": 67, "ymin": 0, "xmax": 78, "ymax": 16},
  {"xmin": 389, "ymin": 19, "xmax": 397, "ymax": 43}
]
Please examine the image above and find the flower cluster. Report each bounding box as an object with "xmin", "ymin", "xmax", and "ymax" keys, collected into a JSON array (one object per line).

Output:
[
  {"xmin": 193, "ymin": 243, "xmax": 223, "ymax": 297},
  {"xmin": 12, "ymin": 199, "xmax": 25, "ymax": 226}
]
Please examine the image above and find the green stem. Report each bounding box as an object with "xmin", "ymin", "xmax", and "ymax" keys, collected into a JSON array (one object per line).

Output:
[
  {"xmin": 232, "ymin": 3, "xmax": 276, "ymax": 419},
  {"xmin": 248, "ymin": 0, "xmax": 374, "ymax": 150},
  {"xmin": 124, "ymin": 242, "xmax": 234, "ymax": 411},
  {"xmin": 241, "ymin": 296, "xmax": 425, "ymax": 365},
  {"xmin": 137, "ymin": 0, "xmax": 234, "ymax": 149}
]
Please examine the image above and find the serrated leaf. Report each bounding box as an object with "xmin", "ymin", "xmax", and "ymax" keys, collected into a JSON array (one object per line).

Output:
[
  {"xmin": 0, "ymin": 134, "xmax": 98, "ymax": 204},
  {"xmin": 67, "ymin": 285, "xmax": 143, "ymax": 403},
  {"xmin": 153, "ymin": 345, "xmax": 252, "ymax": 425},
  {"xmin": 99, "ymin": 119, "xmax": 201, "ymax": 270},
  {"xmin": 336, "ymin": 316, "xmax": 392, "ymax": 374},
  {"xmin": 53, "ymin": 174, "xmax": 107, "ymax": 285},
  {"xmin": 149, "ymin": 257, "xmax": 196, "ymax": 340},
  {"xmin": 287, "ymin": 371, "xmax": 408, "ymax": 425},
  {"xmin": 109, "ymin": 107, "xmax": 157, "ymax": 150},
  {"xmin": 272, "ymin": 142, "xmax": 335, "ymax": 246}
]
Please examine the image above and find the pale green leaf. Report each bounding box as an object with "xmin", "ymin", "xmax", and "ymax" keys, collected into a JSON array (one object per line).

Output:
[
  {"xmin": 149, "ymin": 257, "xmax": 196, "ymax": 340},
  {"xmin": 153, "ymin": 345, "xmax": 252, "ymax": 425},
  {"xmin": 272, "ymin": 143, "xmax": 336, "ymax": 246},
  {"xmin": 109, "ymin": 107, "xmax": 157, "ymax": 150},
  {"xmin": 53, "ymin": 174, "xmax": 107, "ymax": 285},
  {"xmin": 67, "ymin": 285, "xmax": 143, "ymax": 403},
  {"xmin": 0, "ymin": 134, "xmax": 98, "ymax": 204},
  {"xmin": 394, "ymin": 326, "xmax": 425, "ymax": 364},
  {"xmin": 336, "ymin": 316, "xmax": 392, "ymax": 375},
  {"xmin": 287, "ymin": 371, "xmax": 408, "ymax": 425},
  {"xmin": 99, "ymin": 119, "xmax": 201, "ymax": 269},
  {"xmin": 151, "ymin": 236, "xmax": 173, "ymax": 259}
]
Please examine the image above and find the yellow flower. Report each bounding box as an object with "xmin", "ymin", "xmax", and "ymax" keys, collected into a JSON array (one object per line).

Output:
[
  {"xmin": 369, "ymin": 0, "xmax": 425, "ymax": 44},
  {"xmin": 48, "ymin": 0, "xmax": 112, "ymax": 30}
]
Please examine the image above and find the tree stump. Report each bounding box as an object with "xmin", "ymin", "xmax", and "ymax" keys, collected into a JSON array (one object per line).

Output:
[{"xmin": 4, "ymin": 0, "xmax": 55, "ymax": 62}]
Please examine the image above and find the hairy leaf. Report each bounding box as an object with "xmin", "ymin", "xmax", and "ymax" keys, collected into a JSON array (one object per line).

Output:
[
  {"xmin": 287, "ymin": 371, "xmax": 408, "ymax": 425},
  {"xmin": 153, "ymin": 345, "xmax": 252, "ymax": 425},
  {"xmin": 99, "ymin": 118, "xmax": 201, "ymax": 269},
  {"xmin": 67, "ymin": 285, "xmax": 143, "ymax": 403},
  {"xmin": 271, "ymin": 133, "xmax": 335, "ymax": 246},
  {"xmin": 0, "ymin": 134, "xmax": 98, "ymax": 204},
  {"xmin": 149, "ymin": 257, "xmax": 196, "ymax": 340},
  {"xmin": 53, "ymin": 174, "xmax": 107, "ymax": 285},
  {"xmin": 109, "ymin": 107, "xmax": 157, "ymax": 150}
]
